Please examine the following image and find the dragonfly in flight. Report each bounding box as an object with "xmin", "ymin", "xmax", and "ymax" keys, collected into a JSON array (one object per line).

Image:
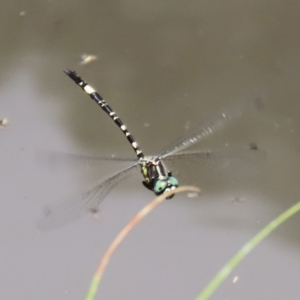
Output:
[{"xmin": 39, "ymin": 70, "xmax": 264, "ymax": 230}]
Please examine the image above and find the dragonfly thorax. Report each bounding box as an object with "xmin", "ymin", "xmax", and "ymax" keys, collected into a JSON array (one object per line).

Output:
[{"xmin": 139, "ymin": 156, "xmax": 179, "ymax": 198}]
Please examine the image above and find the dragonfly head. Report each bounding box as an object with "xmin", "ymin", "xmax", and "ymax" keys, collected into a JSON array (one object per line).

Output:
[{"xmin": 153, "ymin": 176, "xmax": 179, "ymax": 199}]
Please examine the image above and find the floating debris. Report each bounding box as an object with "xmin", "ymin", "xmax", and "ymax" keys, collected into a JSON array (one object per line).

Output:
[
  {"xmin": 232, "ymin": 276, "xmax": 239, "ymax": 283},
  {"xmin": 249, "ymin": 142, "xmax": 258, "ymax": 150},
  {"xmin": 0, "ymin": 118, "xmax": 8, "ymax": 127},
  {"xmin": 187, "ymin": 192, "xmax": 199, "ymax": 198},
  {"xmin": 89, "ymin": 207, "xmax": 99, "ymax": 214},
  {"xmin": 230, "ymin": 197, "xmax": 245, "ymax": 204},
  {"xmin": 80, "ymin": 54, "xmax": 97, "ymax": 65},
  {"xmin": 185, "ymin": 121, "xmax": 190, "ymax": 130},
  {"xmin": 19, "ymin": 11, "xmax": 26, "ymax": 16}
]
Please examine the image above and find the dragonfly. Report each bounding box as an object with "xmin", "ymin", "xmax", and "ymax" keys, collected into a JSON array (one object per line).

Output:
[{"xmin": 39, "ymin": 70, "xmax": 264, "ymax": 230}]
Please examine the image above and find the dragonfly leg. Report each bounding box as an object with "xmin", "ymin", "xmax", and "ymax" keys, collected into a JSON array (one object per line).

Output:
[{"xmin": 142, "ymin": 181, "xmax": 153, "ymax": 191}]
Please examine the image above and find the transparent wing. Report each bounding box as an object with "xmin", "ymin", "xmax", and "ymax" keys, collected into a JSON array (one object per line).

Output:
[
  {"xmin": 38, "ymin": 163, "xmax": 140, "ymax": 230},
  {"xmin": 37, "ymin": 150, "xmax": 137, "ymax": 169},
  {"xmin": 159, "ymin": 98, "xmax": 264, "ymax": 159},
  {"xmin": 164, "ymin": 145, "xmax": 266, "ymax": 179}
]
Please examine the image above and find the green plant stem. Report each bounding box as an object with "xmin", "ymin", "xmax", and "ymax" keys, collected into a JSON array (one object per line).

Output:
[{"xmin": 196, "ymin": 201, "xmax": 300, "ymax": 300}]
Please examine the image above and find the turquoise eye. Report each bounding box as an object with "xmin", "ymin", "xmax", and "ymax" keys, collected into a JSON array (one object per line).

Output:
[
  {"xmin": 154, "ymin": 180, "xmax": 167, "ymax": 194},
  {"xmin": 168, "ymin": 177, "xmax": 179, "ymax": 187}
]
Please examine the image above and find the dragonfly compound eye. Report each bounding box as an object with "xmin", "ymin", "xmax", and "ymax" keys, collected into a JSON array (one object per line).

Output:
[
  {"xmin": 154, "ymin": 180, "xmax": 168, "ymax": 195},
  {"xmin": 168, "ymin": 176, "xmax": 179, "ymax": 188}
]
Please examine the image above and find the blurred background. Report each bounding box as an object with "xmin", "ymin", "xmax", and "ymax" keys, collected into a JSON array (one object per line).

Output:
[{"xmin": 1, "ymin": 0, "xmax": 300, "ymax": 299}]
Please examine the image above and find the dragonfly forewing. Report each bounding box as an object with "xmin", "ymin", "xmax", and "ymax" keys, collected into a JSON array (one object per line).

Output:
[{"xmin": 38, "ymin": 163, "xmax": 139, "ymax": 230}]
